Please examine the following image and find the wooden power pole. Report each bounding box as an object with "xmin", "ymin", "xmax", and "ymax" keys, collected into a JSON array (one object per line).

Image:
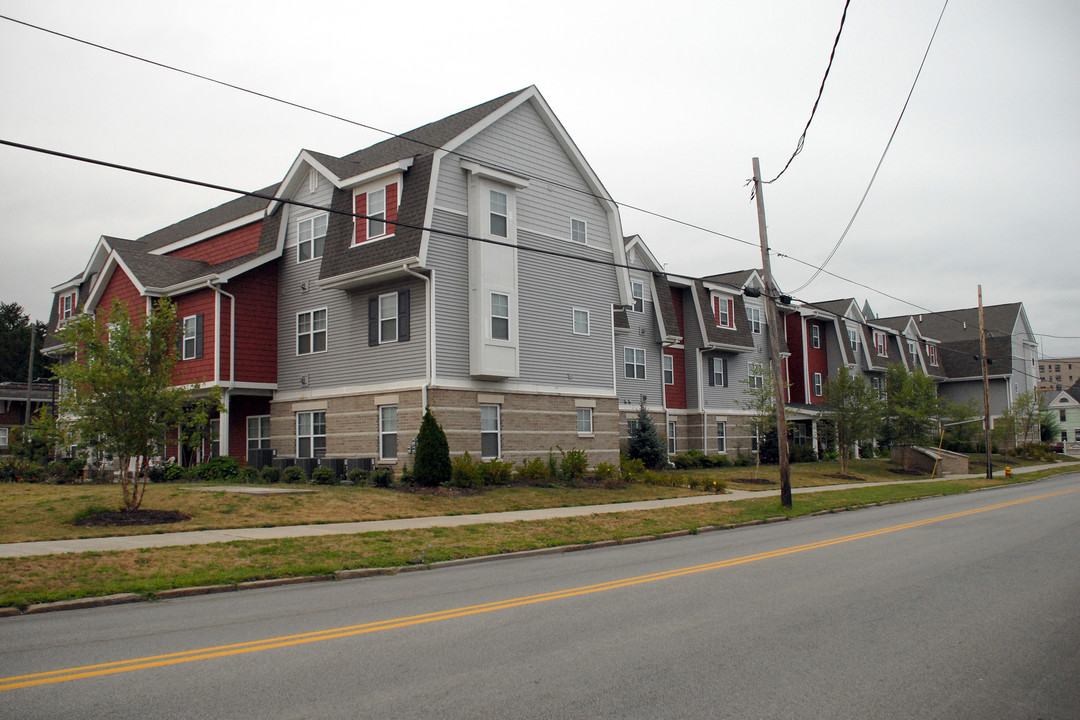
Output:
[
  {"xmin": 978, "ymin": 285, "xmax": 992, "ymax": 479},
  {"xmin": 752, "ymin": 157, "xmax": 792, "ymax": 508}
]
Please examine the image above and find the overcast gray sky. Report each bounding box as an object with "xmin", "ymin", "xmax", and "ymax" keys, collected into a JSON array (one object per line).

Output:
[{"xmin": 1, "ymin": 0, "xmax": 1077, "ymax": 356}]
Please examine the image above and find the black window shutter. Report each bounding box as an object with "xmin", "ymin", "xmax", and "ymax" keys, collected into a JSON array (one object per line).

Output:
[
  {"xmin": 398, "ymin": 289, "xmax": 410, "ymax": 342},
  {"xmin": 722, "ymin": 358, "xmax": 729, "ymax": 387},
  {"xmin": 708, "ymin": 357, "xmax": 715, "ymax": 386},
  {"xmin": 368, "ymin": 297, "xmax": 378, "ymax": 346},
  {"xmin": 195, "ymin": 314, "xmax": 204, "ymax": 359}
]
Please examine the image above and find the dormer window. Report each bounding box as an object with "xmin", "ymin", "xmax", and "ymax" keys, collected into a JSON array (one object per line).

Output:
[
  {"xmin": 59, "ymin": 291, "xmax": 76, "ymax": 321},
  {"xmin": 873, "ymin": 331, "xmax": 887, "ymax": 357},
  {"xmin": 927, "ymin": 345, "xmax": 938, "ymax": 366},
  {"xmin": 367, "ymin": 188, "xmax": 386, "ymax": 239},
  {"xmin": 713, "ymin": 295, "xmax": 734, "ymax": 329},
  {"xmin": 353, "ymin": 182, "xmax": 399, "ymax": 245},
  {"xmin": 848, "ymin": 328, "xmax": 860, "ymax": 352},
  {"xmin": 631, "ymin": 281, "xmax": 644, "ymax": 313}
]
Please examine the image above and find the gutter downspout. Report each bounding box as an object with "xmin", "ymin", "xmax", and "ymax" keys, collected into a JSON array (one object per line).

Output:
[{"xmin": 402, "ymin": 265, "xmax": 431, "ymax": 410}]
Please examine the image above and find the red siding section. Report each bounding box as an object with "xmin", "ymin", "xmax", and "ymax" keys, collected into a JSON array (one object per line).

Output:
[
  {"xmin": 227, "ymin": 395, "xmax": 272, "ymax": 462},
  {"xmin": 228, "ymin": 261, "xmax": 278, "ymax": 384},
  {"xmin": 664, "ymin": 347, "xmax": 687, "ymax": 409},
  {"xmin": 172, "ymin": 289, "xmax": 217, "ymax": 386},
  {"xmin": 167, "ymin": 221, "xmax": 262, "ymax": 264},
  {"xmin": 354, "ymin": 182, "xmax": 398, "ymax": 245},
  {"xmin": 786, "ymin": 314, "xmax": 807, "ymax": 403},
  {"xmin": 806, "ymin": 321, "xmax": 830, "ymax": 404},
  {"xmin": 98, "ymin": 267, "xmax": 143, "ymax": 316}
]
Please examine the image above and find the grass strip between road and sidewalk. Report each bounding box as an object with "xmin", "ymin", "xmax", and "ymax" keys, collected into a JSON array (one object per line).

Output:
[{"xmin": 2, "ymin": 468, "xmax": 1071, "ymax": 610}]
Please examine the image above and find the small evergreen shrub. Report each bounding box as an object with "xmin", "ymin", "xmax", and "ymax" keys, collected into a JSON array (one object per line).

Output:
[
  {"xmin": 479, "ymin": 459, "xmax": 514, "ymax": 486},
  {"xmin": 517, "ymin": 457, "xmax": 550, "ymax": 482},
  {"xmin": 369, "ymin": 467, "xmax": 394, "ymax": 488},
  {"xmin": 627, "ymin": 403, "xmax": 667, "ymax": 470},
  {"xmin": 311, "ymin": 467, "xmax": 335, "ymax": 485},
  {"xmin": 192, "ymin": 456, "xmax": 240, "ymax": 482},
  {"xmin": 413, "ymin": 408, "xmax": 452, "ymax": 487},
  {"xmin": 347, "ymin": 468, "xmax": 369, "ymax": 486},
  {"xmin": 282, "ymin": 465, "xmax": 306, "ymax": 483},
  {"xmin": 259, "ymin": 466, "xmax": 280, "ymax": 484},
  {"xmin": 237, "ymin": 465, "xmax": 259, "ymax": 483}
]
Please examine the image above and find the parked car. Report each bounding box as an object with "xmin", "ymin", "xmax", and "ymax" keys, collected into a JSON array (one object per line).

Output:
[{"xmin": 1051, "ymin": 441, "xmax": 1065, "ymax": 453}]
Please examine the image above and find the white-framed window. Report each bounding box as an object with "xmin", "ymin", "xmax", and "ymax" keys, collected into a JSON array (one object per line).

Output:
[
  {"xmin": 491, "ymin": 293, "xmax": 510, "ymax": 341},
  {"xmin": 748, "ymin": 362, "xmax": 765, "ymax": 390},
  {"xmin": 714, "ymin": 296, "xmax": 734, "ymax": 329},
  {"xmin": 873, "ymin": 331, "xmax": 887, "ymax": 356},
  {"xmin": 209, "ymin": 418, "xmax": 221, "ymax": 458},
  {"xmin": 577, "ymin": 407, "xmax": 593, "ymax": 435},
  {"xmin": 716, "ymin": 421, "xmax": 726, "ymax": 453},
  {"xmin": 848, "ymin": 328, "xmax": 860, "ymax": 352},
  {"xmin": 379, "ymin": 406, "xmax": 398, "ymax": 460},
  {"xmin": 379, "ymin": 293, "xmax": 398, "ymax": 344},
  {"xmin": 481, "ymin": 404, "xmax": 501, "ymax": 459},
  {"xmin": 247, "ymin": 415, "xmax": 271, "ymax": 451},
  {"xmin": 489, "ymin": 189, "xmax": 508, "ymax": 238},
  {"xmin": 811, "ymin": 324, "xmax": 821, "ymax": 349},
  {"xmin": 663, "ymin": 354, "xmax": 674, "ymax": 385},
  {"xmin": 570, "ymin": 218, "xmax": 587, "ymax": 244},
  {"xmin": 710, "ymin": 356, "xmax": 728, "ymax": 388},
  {"xmin": 0, "ymin": 427, "xmax": 8, "ymax": 448},
  {"xmin": 624, "ymin": 347, "xmax": 646, "ymax": 379},
  {"xmin": 667, "ymin": 420, "xmax": 677, "ymax": 455},
  {"xmin": 573, "ymin": 308, "xmax": 590, "ymax": 336},
  {"xmin": 367, "ymin": 187, "xmax": 387, "ymax": 239},
  {"xmin": 870, "ymin": 375, "xmax": 884, "ymax": 398},
  {"xmin": 908, "ymin": 341, "xmax": 918, "ymax": 366},
  {"xmin": 631, "ymin": 281, "xmax": 644, "ymax": 313},
  {"xmin": 751, "ymin": 423, "xmax": 760, "ymax": 453},
  {"xmin": 182, "ymin": 315, "xmax": 199, "ymax": 360},
  {"xmin": 296, "ymin": 410, "xmax": 326, "ymax": 458},
  {"xmin": 59, "ymin": 292, "xmax": 76, "ymax": 321},
  {"xmin": 297, "ymin": 213, "xmax": 328, "ymax": 263},
  {"xmin": 746, "ymin": 306, "xmax": 762, "ymax": 334},
  {"xmin": 813, "ymin": 372, "xmax": 823, "ymax": 397},
  {"xmin": 297, "ymin": 308, "xmax": 327, "ymax": 355},
  {"xmin": 626, "ymin": 418, "xmax": 639, "ymax": 438},
  {"xmin": 1059, "ymin": 409, "xmax": 1067, "ymax": 422}
]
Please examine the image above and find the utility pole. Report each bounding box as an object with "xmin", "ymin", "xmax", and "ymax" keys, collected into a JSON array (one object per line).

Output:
[
  {"xmin": 752, "ymin": 157, "xmax": 792, "ymax": 508},
  {"xmin": 24, "ymin": 324, "xmax": 36, "ymax": 436},
  {"xmin": 978, "ymin": 286, "xmax": 992, "ymax": 479}
]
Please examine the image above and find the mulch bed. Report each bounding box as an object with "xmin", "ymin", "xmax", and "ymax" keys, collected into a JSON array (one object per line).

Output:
[
  {"xmin": 730, "ymin": 478, "xmax": 776, "ymax": 486},
  {"xmin": 74, "ymin": 510, "xmax": 192, "ymax": 527}
]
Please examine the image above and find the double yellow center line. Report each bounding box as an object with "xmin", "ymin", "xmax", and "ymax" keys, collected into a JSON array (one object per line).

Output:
[{"xmin": 3, "ymin": 487, "xmax": 1076, "ymax": 692}]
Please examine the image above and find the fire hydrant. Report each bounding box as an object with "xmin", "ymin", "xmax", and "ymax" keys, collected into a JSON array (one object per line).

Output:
[{"xmin": 1005, "ymin": 466, "xmax": 1012, "ymax": 478}]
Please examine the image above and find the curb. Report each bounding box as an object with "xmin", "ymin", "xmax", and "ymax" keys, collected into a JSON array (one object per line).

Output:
[{"xmin": 1, "ymin": 474, "xmax": 1056, "ymax": 618}]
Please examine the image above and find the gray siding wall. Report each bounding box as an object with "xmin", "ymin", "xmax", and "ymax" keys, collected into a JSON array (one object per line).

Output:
[
  {"xmin": 278, "ymin": 175, "xmax": 426, "ymax": 392},
  {"xmin": 615, "ymin": 267, "xmax": 664, "ymax": 407},
  {"xmin": 428, "ymin": 100, "xmax": 619, "ymax": 391},
  {"xmin": 682, "ymin": 290, "xmax": 703, "ymax": 411},
  {"xmin": 701, "ymin": 325, "xmax": 772, "ymax": 411}
]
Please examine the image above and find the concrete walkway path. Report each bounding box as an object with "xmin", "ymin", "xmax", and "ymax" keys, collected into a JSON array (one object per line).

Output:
[{"xmin": 2, "ymin": 463, "xmax": 1073, "ymax": 559}]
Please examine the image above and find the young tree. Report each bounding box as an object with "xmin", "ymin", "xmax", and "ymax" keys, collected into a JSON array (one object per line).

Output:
[
  {"xmin": 823, "ymin": 365, "xmax": 882, "ymax": 476},
  {"xmin": 55, "ymin": 298, "xmax": 220, "ymax": 512},
  {"xmin": 1011, "ymin": 391, "xmax": 1043, "ymax": 445},
  {"xmin": 884, "ymin": 365, "xmax": 940, "ymax": 470},
  {"xmin": 627, "ymin": 399, "xmax": 667, "ymax": 470},
  {"xmin": 739, "ymin": 362, "xmax": 777, "ymax": 479},
  {"xmin": 413, "ymin": 407, "xmax": 451, "ymax": 487}
]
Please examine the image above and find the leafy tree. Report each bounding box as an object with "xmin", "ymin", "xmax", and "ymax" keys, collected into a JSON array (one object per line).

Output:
[
  {"xmin": 739, "ymin": 362, "xmax": 777, "ymax": 479},
  {"xmin": 0, "ymin": 301, "xmax": 51, "ymax": 383},
  {"xmin": 55, "ymin": 298, "xmax": 220, "ymax": 512},
  {"xmin": 627, "ymin": 399, "xmax": 667, "ymax": 470},
  {"xmin": 823, "ymin": 365, "xmax": 883, "ymax": 476},
  {"xmin": 1011, "ymin": 391, "xmax": 1042, "ymax": 445},
  {"xmin": 884, "ymin": 365, "xmax": 940, "ymax": 470},
  {"xmin": 413, "ymin": 407, "xmax": 451, "ymax": 487},
  {"xmin": 940, "ymin": 398, "xmax": 981, "ymax": 452}
]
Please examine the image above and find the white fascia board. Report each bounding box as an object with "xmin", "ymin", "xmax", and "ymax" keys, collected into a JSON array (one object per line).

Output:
[
  {"xmin": 143, "ymin": 274, "xmax": 220, "ymax": 297},
  {"xmin": 83, "ymin": 254, "xmax": 148, "ymax": 313},
  {"xmin": 625, "ymin": 235, "xmax": 665, "ymax": 274},
  {"xmin": 53, "ymin": 236, "xmax": 116, "ymax": 292},
  {"xmin": 215, "ymin": 252, "xmax": 281, "ymax": 283},
  {"xmin": 318, "ymin": 257, "xmax": 422, "ymax": 291},
  {"xmin": 148, "ymin": 211, "xmax": 265, "ymax": 256},
  {"xmin": 459, "ymin": 160, "xmax": 530, "ymax": 189},
  {"xmin": 702, "ymin": 280, "xmax": 743, "ymax": 295},
  {"xmin": 340, "ymin": 158, "xmax": 414, "ymax": 189},
  {"xmin": 266, "ymin": 151, "xmax": 340, "ymax": 214},
  {"xmin": 419, "ymin": 152, "xmax": 444, "ymax": 267}
]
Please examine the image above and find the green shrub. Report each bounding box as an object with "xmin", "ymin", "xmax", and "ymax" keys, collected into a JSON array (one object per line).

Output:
[
  {"xmin": 559, "ymin": 447, "xmax": 588, "ymax": 481},
  {"xmin": 517, "ymin": 456, "xmax": 550, "ymax": 482},
  {"xmin": 673, "ymin": 450, "xmax": 707, "ymax": 469},
  {"xmin": 282, "ymin": 465, "xmax": 306, "ymax": 483},
  {"xmin": 311, "ymin": 466, "xmax": 335, "ymax": 485},
  {"xmin": 346, "ymin": 468, "xmax": 369, "ymax": 486},
  {"xmin": 159, "ymin": 461, "xmax": 185, "ymax": 482},
  {"xmin": 413, "ymin": 408, "xmax": 452, "ymax": 487},
  {"xmin": 626, "ymin": 403, "xmax": 668, "ymax": 470},
  {"xmin": 0, "ymin": 459, "xmax": 46, "ymax": 483},
  {"xmin": 369, "ymin": 467, "xmax": 394, "ymax": 488},
  {"xmin": 259, "ymin": 466, "xmax": 280, "ymax": 484},
  {"xmin": 620, "ymin": 457, "xmax": 646, "ymax": 482},
  {"xmin": 192, "ymin": 456, "xmax": 240, "ymax": 482},
  {"xmin": 450, "ymin": 452, "xmax": 481, "ymax": 488},
  {"xmin": 479, "ymin": 459, "xmax": 514, "ymax": 486},
  {"xmin": 708, "ymin": 453, "xmax": 733, "ymax": 468},
  {"xmin": 237, "ymin": 465, "xmax": 259, "ymax": 483}
]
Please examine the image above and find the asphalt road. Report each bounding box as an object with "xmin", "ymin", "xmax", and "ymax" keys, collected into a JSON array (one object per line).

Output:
[{"xmin": 2, "ymin": 473, "xmax": 1078, "ymax": 719}]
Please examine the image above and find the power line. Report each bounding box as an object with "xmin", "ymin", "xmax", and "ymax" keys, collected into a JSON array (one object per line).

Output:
[
  {"xmin": 792, "ymin": 0, "xmax": 950, "ymax": 294},
  {"xmin": 761, "ymin": 0, "xmax": 852, "ymax": 187}
]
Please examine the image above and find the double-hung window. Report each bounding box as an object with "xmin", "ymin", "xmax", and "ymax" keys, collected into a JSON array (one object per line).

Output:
[
  {"xmin": 489, "ymin": 190, "xmax": 508, "ymax": 237},
  {"xmin": 813, "ymin": 372, "xmax": 823, "ymax": 397},
  {"xmin": 379, "ymin": 293, "xmax": 398, "ymax": 343},
  {"xmin": 874, "ymin": 331, "xmax": 887, "ymax": 357},
  {"xmin": 624, "ymin": 347, "xmax": 646, "ymax": 379},
  {"xmin": 379, "ymin": 406, "xmax": 398, "ymax": 460},
  {"xmin": 570, "ymin": 218, "xmax": 587, "ymax": 244},
  {"xmin": 296, "ymin": 411, "xmax": 326, "ymax": 458},
  {"xmin": 631, "ymin": 281, "xmax": 644, "ymax": 313},
  {"xmin": 710, "ymin": 357, "xmax": 728, "ymax": 387},
  {"xmin": 367, "ymin": 188, "xmax": 387, "ymax": 239},
  {"xmin": 714, "ymin": 296, "xmax": 734, "ymax": 328},
  {"xmin": 481, "ymin": 405, "xmax": 501, "ymax": 459},
  {"xmin": 748, "ymin": 362, "xmax": 765, "ymax": 389},
  {"xmin": 59, "ymin": 292, "xmax": 76, "ymax": 321},
  {"xmin": 716, "ymin": 421, "xmax": 727, "ymax": 453},
  {"xmin": 927, "ymin": 345, "xmax": 938, "ymax": 366},
  {"xmin": 577, "ymin": 407, "xmax": 593, "ymax": 435},
  {"xmin": 908, "ymin": 341, "xmax": 918, "ymax": 367},
  {"xmin": 663, "ymin": 354, "xmax": 674, "ymax": 385},
  {"xmin": 491, "ymin": 293, "xmax": 510, "ymax": 341},
  {"xmin": 746, "ymin": 306, "xmax": 762, "ymax": 334},
  {"xmin": 297, "ymin": 309, "xmax": 327, "ymax": 355},
  {"xmin": 181, "ymin": 315, "xmax": 201, "ymax": 360},
  {"xmin": 667, "ymin": 420, "xmax": 677, "ymax": 455},
  {"xmin": 297, "ymin": 213, "xmax": 328, "ymax": 262},
  {"xmin": 573, "ymin": 308, "xmax": 590, "ymax": 336},
  {"xmin": 811, "ymin": 325, "xmax": 821, "ymax": 349},
  {"xmin": 849, "ymin": 328, "xmax": 860, "ymax": 353},
  {"xmin": 247, "ymin": 416, "xmax": 271, "ymax": 451}
]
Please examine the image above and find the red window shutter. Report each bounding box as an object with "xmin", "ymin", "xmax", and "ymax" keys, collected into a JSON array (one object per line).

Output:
[
  {"xmin": 386, "ymin": 182, "xmax": 398, "ymax": 234},
  {"xmin": 354, "ymin": 193, "xmax": 368, "ymax": 245},
  {"xmin": 713, "ymin": 297, "xmax": 720, "ymax": 326},
  {"xmin": 726, "ymin": 299, "xmax": 734, "ymax": 328}
]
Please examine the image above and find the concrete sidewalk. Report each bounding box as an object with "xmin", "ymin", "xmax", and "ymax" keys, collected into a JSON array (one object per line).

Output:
[{"xmin": 2, "ymin": 463, "xmax": 1073, "ymax": 559}]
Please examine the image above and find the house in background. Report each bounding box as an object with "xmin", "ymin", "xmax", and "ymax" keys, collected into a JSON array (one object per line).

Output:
[
  {"xmin": 1045, "ymin": 383, "xmax": 1080, "ymax": 449},
  {"xmin": 0, "ymin": 382, "xmax": 54, "ymax": 455}
]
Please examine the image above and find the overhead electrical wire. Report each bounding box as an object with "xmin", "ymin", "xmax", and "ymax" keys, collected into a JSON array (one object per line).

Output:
[{"xmin": 0, "ymin": 8, "xmax": 1045, "ymax": 348}]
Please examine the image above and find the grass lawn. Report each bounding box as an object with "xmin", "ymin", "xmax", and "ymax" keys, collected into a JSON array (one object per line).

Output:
[{"xmin": 1, "ymin": 458, "xmax": 1075, "ymax": 609}]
